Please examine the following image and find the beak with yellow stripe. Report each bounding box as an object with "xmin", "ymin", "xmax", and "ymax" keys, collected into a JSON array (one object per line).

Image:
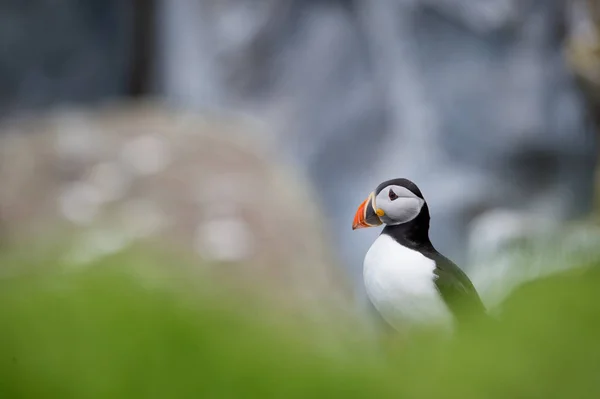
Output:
[{"xmin": 352, "ymin": 191, "xmax": 384, "ymax": 230}]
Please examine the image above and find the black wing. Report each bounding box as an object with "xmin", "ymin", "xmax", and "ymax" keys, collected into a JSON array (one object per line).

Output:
[{"xmin": 431, "ymin": 253, "xmax": 487, "ymax": 321}]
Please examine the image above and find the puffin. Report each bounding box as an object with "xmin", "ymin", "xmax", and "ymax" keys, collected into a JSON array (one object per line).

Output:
[{"xmin": 352, "ymin": 178, "xmax": 486, "ymax": 333}]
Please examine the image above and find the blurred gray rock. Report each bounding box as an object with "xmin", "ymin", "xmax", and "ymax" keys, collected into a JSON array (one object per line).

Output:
[{"xmin": 0, "ymin": 102, "xmax": 353, "ymax": 319}]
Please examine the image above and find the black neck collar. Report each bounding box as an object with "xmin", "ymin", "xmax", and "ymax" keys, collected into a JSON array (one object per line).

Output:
[{"xmin": 381, "ymin": 203, "xmax": 433, "ymax": 251}]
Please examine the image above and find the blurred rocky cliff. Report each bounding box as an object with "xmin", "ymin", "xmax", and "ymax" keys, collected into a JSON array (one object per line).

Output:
[
  {"xmin": 0, "ymin": 0, "xmax": 599, "ymax": 314},
  {"xmin": 155, "ymin": 0, "xmax": 598, "ymax": 307},
  {"xmin": 0, "ymin": 1, "xmax": 134, "ymax": 116}
]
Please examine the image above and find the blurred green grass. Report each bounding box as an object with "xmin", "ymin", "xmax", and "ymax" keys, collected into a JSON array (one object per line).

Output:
[{"xmin": 1, "ymin": 244, "xmax": 600, "ymax": 398}]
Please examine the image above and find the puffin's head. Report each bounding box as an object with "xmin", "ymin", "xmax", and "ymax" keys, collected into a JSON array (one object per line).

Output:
[{"xmin": 352, "ymin": 178, "xmax": 426, "ymax": 230}]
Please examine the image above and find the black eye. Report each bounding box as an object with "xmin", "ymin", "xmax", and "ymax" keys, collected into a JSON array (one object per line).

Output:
[{"xmin": 389, "ymin": 189, "xmax": 398, "ymax": 201}]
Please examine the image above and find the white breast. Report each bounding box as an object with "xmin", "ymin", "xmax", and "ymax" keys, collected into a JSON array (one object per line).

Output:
[{"xmin": 363, "ymin": 234, "xmax": 454, "ymax": 331}]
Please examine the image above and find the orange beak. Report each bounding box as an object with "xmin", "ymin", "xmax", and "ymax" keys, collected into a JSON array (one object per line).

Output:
[{"xmin": 352, "ymin": 192, "xmax": 383, "ymax": 230}]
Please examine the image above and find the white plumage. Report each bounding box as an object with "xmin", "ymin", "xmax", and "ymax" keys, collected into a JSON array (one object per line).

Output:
[{"xmin": 363, "ymin": 234, "xmax": 454, "ymax": 331}]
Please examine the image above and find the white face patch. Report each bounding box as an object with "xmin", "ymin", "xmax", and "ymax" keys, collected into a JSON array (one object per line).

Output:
[{"xmin": 374, "ymin": 185, "xmax": 424, "ymax": 225}]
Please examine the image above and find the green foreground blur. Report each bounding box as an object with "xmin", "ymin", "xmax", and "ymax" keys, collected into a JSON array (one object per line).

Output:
[{"xmin": 0, "ymin": 245, "xmax": 599, "ymax": 399}]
